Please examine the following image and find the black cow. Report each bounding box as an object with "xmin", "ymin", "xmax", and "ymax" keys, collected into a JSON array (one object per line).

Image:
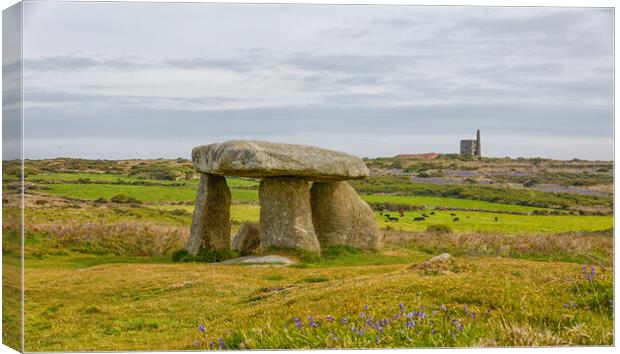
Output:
[
  {"xmin": 452, "ymin": 217, "xmax": 460, "ymax": 222},
  {"xmin": 422, "ymin": 213, "xmax": 429, "ymax": 218},
  {"xmin": 413, "ymin": 217, "xmax": 425, "ymax": 222},
  {"xmin": 430, "ymin": 211, "xmax": 435, "ymax": 215},
  {"xmin": 450, "ymin": 213, "xmax": 457, "ymax": 217}
]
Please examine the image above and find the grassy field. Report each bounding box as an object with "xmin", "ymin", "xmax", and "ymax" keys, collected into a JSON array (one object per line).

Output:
[
  {"xmin": 2, "ymin": 157, "xmax": 614, "ymax": 350},
  {"xmin": 360, "ymin": 194, "xmax": 546, "ymax": 213},
  {"xmin": 40, "ymin": 183, "xmax": 258, "ymax": 203}
]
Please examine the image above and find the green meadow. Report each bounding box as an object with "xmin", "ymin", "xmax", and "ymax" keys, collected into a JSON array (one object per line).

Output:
[{"xmin": 1, "ymin": 158, "xmax": 614, "ymax": 350}]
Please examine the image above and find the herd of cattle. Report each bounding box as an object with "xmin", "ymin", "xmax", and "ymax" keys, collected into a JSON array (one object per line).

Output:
[{"xmin": 379, "ymin": 210, "xmax": 500, "ymax": 223}]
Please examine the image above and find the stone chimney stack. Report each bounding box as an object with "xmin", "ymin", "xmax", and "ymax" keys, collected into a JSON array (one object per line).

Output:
[{"xmin": 476, "ymin": 129, "xmax": 481, "ymax": 158}]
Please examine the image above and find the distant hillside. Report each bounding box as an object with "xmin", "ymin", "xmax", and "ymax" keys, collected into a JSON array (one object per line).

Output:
[{"xmin": 394, "ymin": 153, "xmax": 439, "ymax": 160}]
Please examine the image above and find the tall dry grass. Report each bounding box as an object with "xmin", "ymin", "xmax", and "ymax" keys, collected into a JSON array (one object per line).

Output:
[
  {"xmin": 384, "ymin": 229, "xmax": 613, "ymax": 266},
  {"xmin": 26, "ymin": 221, "xmax": 188, "ymax": 256}
]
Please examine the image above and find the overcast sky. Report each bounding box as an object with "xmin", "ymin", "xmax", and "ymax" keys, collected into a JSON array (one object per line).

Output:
[{"xmin": 12, "ymin": 2, "xmax": 615, "ymax": 160}]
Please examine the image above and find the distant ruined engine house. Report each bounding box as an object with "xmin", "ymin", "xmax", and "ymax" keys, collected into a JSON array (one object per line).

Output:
[{"xmin": 460, "ymin": 129, "xmax": 482, "ymax": 158}]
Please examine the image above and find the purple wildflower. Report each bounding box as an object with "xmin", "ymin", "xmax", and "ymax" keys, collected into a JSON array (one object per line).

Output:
[
  {"xmin": 440, "ymin": 304, "xmax": 447, "ymax": 311},
  {"xmin": 375, "ymin": 335, "xmax": 380, "ymax": 343},
  {"xmin": 590, "ymin": 265, "xmax": 596, "ymax": 280},
  {"xmin": 431, "ymin": 329, "xmax": 437, "ymax": 334},
  {"xmin": 294, "ymin": 317, "xmax": 303, "ymax": 329},
  {"xmin": 563, "ymin": 303, "xmax": 568, "ymax": 308},
  {"xmin": 340, "ymin": 317, "xmax": 348, "ymax": 324},
  {"xmin": 326, "ymin": 315, "xmax": 335, "ymax": 322},
  {"xmin": 471, "ymin": 312, "xmax": 476, "ymax": 319},
  {"xmin": 407, "ymin": 312, "xmax": 415, "ymax": 319},
  {"xmin": 451, "ymin": 319, "xmax": 458, "ymax": 326},
  {"xmin": 218, "ymin": 338, "xmax": 225, "ymax": 349},
  {"xmin": 399, "ymin": 303, "xmax": 405, "ymax": 313},
  {"xmin": 457, "ymin": 323, "xmax": 464, "ymax": 331},
  {"xmin": 308, "ymin": 316, "xmax": 318, "ymax": 328},
  {"xmin": 193, "ymin": 340, "xmax": 199, "ymax": 347},
  {"xmin": 364, "ymin": 304, "xmax": 369, "ymax": 311},
  {"xmin": 198, "ymin": 323, "xmax": 206, "ymax": 332},
  {"xmin": 358, "ymin": 329, "xmax": 366, "ymax": 336},
  {"xmin": 209, "ymin": 341, "xmax": 215, "ymax": 349},
  {"xmin": 432, "ymin": 310, "xmax": 437, "ymax": 315}
]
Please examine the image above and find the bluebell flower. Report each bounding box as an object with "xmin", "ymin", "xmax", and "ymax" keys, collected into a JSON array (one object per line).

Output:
[
  {"xmin": 407, "ymin": 312, "xmax": 414, "ymax": 319},
  {"xmin": 218, "ymin": 338, "xmax": 225, "ymax": 349},
  {"xmin": 308, "ymin": 316, "xmax": 318, "ymax": 328},
  {"xmin": 364, "ymin": 304, "xmax": 369, "ymax": 311},
  {"xmin": 326, "ymin": 315, "xmax": 335, "ymax": 322},
  {"xmin": 209, "ymin": 341, "xmax": 214, "ymax": 349},
  {"xmin": 458, "ymin": 323, "xmax": 464, "ymax": 331},
  {"xmin": 399, "ymin": 303, "xmax": 405, "ymax": 313},
  {"xmin": 198, "ymin": 324, "xmax": 206, "ymax": 332},
  {"xmin": 294, "ymin": 317, "xmax": 303, "ymax": 329}
]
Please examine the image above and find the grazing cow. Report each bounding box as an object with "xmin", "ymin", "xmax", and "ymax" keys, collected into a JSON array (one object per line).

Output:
[
  {"xmin": 452, "ymin": 217, "xmax": 460, "ymax": 222},
  {"xmin": 450, "ymin": 213, "xmax": 457, "ymax": 217},
  {"xmin": 430, "ymin": 211, "xmax": 435, "ymax": 215},
  {"xmin": 387, "ymin": 216, "xmax": 399, "ymax": 222},
  {"xmin": 413, "ymin": 217, "xmax": 425, "ymax": 222},
  {"xmin": 422, "ymin": 213, "xmax": 429, "ymax": 218},
  {"xmin": 494, "ymin": 217, "xmax": 499, "ymax": 222}
]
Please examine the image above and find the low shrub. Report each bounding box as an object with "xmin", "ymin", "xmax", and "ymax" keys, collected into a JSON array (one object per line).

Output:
[
  {"xmin": 426, "ymin": 224, "xmax": 452, "ymax": 235},
  {"xmin": 110, "ymin": 194, "xmax": 143, "ymax": 204},
  {"xmin": 172, "ymin": 248, "xmax": 239, "ymax": 263}
]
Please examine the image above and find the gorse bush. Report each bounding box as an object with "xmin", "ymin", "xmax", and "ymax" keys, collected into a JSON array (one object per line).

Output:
[
  {"xmin": 426, "ymin": 224, "xmax": 452, "ymax": 235},
  {"xmin": 110, "ymin": 194, "xmax": 143, "ymax": 204}
]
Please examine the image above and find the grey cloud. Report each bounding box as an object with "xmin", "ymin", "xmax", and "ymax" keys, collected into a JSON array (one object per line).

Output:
[
  {"xmin": 286, "ymin": 53, "xmax": 417, "ymax": 73},
  {"xmin": 373, "ymin": 17, "xmax": 414, "ymax": 28},
  {"xmin": 24, "ymin": 56, "xmax": 149, "ymax": 71}
]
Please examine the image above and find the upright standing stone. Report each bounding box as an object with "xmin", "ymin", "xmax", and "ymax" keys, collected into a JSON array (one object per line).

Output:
[
  {"xmin": 186, "ymin": 174, "xmax": 231, "ymax": 255},
  {"xmin": 259, "ymin": 177, "xmax": 320, "ymax": 255},
  {"xmin": 310, "ymin": 181, "xmax": 381, "ymax": 250}
]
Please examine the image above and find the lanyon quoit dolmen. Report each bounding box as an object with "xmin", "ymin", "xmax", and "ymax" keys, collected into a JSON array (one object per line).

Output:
[{"xmin": 187, "ymin": 140, "xmax": 382, "ymax": 257}]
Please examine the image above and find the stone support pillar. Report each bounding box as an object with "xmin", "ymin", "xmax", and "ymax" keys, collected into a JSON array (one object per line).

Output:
[
  {"xmin": 258, "ymin": 177, "xmax": 320, "ymax": 255},
  {"xmin": 186, "ymin": 174, "xmax": 231, "ymax": 255}
]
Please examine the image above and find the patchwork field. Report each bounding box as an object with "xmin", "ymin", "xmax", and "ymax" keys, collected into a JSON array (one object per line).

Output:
[{"xmin": 2, "ymin": 156, "xmax": 614, "ymax": 350}]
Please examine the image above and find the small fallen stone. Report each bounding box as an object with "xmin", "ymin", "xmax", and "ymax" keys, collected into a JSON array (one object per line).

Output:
[
  {"xmin": 410, "ymin": 253, "xmax": 457, "ymax": 274},
  {"xmin": 220, "ymin": 255, "xmax": 295, "ymax": 265}
]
